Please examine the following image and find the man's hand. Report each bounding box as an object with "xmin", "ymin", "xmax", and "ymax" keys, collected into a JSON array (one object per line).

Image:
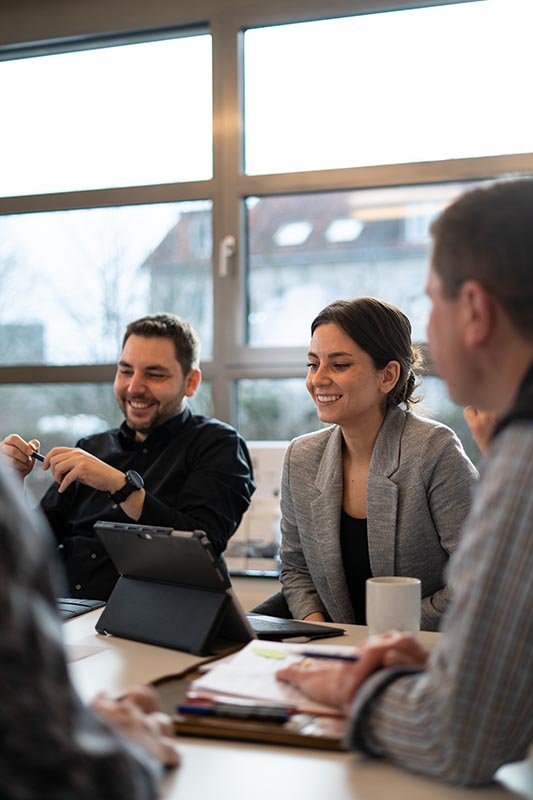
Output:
[
  {"xmin": 464, "ymin": 406, "xmax": 499, "ymax": 455},
  {"xmin": 92, "ymin": 685, "xmax": 180, "ymax": 767},
  {"xmin": 277, "ymin": 632, "xmax": 429, "ymax": 713},
  {"xmin": 0, "ymin": 434, "xmax": 41, "ymax": 478},
  {"xmin": 43, "ymin": 447, "xmax": 127, "ymax": 495}
]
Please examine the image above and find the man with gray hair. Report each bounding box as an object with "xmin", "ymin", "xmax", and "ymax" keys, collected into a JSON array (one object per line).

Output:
[
  {"xmin": 1, "ymin": 313, "xmax": 255, "ymax": 600},
  {"xmin": 278, "ymin": 178, "xmax": 533, "ymax": 786}
]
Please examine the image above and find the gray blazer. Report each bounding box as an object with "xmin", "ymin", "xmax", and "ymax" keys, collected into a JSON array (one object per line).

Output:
[{"xmin": 279, "ymin": 406, "xmax": 478, "ymax": 631}]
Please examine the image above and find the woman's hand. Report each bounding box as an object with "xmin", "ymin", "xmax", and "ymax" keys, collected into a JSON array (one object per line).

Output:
[
  {"xmin": 303, "ymin": 611, "xmax": 327, "ymax": 622},
  {"xmin": 91, "ymin": 685, "xmax": 180, "ymax": 767}
]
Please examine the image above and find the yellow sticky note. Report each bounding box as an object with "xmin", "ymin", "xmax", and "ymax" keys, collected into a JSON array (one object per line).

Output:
[{"xmin": 252, "ymin": 646, "xmax": 286, "ymax": 660}]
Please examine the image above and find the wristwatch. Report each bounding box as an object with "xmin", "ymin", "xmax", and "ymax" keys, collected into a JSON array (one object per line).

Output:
[{"xmin": 108, "ymin": 470, "xmax": 144, "ymax": 504}]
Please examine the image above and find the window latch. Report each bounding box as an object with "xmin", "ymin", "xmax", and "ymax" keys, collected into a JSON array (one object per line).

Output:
[{"xmin": 218, "ymin": 234, "xmax": 236, "ymax": 277}]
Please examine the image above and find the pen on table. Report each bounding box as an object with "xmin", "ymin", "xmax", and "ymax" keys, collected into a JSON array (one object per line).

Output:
[
  {"xmin": 177, "ymin": 702, "xmax": 292, "ymax": 723},
  {"xmin": 299, "ymin": 651, "xmax": 359, "ymax": 663},
  {"xmin": 31, "ymin": 451, "xmax": 45, "ymax": 463}
]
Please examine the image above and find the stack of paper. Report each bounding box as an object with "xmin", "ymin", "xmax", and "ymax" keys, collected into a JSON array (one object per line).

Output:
[{"xmin": 188, "ymin": 640, "xmax": 359, "ymax": 716}]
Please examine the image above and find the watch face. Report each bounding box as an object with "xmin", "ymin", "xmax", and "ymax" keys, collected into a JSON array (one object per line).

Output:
[
  {"xmin": 126, "ymin": 470, "xmax": 144, "ymax": 490},
  {"xmin": 109, "ymin": 470, "xmax": 144, "ymax": 504}
]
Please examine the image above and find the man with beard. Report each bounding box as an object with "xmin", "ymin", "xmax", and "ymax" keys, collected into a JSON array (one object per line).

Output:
[{"xmin": 1, "ymin": 313, "xmax": 255, "ymax": 600}]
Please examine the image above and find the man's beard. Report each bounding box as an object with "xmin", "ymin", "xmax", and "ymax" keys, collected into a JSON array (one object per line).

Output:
[{"xmin": 119, "ymin": 395, "xmax": 185, "ymax": 435}]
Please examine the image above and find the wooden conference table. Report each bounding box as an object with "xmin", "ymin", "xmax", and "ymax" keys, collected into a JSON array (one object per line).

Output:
[{"xmin": 64, "ymin": 611, "xmax": 532, "ymax": 800}]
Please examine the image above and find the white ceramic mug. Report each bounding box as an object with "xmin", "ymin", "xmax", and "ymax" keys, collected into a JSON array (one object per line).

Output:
[{"xmin": 366, "ymin": 576, "xmax": 421, "ymax": 636}]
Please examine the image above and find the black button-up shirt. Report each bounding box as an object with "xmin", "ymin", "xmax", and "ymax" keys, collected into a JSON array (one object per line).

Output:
[{"xmin": 41, "ymin": 406, "xmax": 255, "ymax": 599}]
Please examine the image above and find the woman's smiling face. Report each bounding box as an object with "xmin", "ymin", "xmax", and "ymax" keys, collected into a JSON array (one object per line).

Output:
[{"xmin": 305, "ymin": 322, "xmax": 390, "ymax": 429}]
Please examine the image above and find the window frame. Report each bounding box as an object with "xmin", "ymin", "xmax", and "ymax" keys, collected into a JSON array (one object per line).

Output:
[{"xmin": 1, "ymin": 0, "xmax": 533, "ymax": 427}]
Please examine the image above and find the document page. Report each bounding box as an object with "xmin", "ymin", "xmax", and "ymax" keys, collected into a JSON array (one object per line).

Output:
[{"xmin": 189, "ymin": 640, "xmax": 359, "ymax": 716}]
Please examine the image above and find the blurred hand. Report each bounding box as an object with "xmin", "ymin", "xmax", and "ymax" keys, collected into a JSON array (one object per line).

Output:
[
  {"xmin": 366, "ymin": 631, "xmax": 429, "ymax": 668},
  {"xmin": 0, "ymin": 434, "xmax": 41, "ymax": 479},
  {"xmin": 277, "ymin": 631, "xmax": 429, "ymax": 713},
  {"xmin": 92, "ymin": 685, "xmax": 180, "ymax": 768},
  {"xmin": 464, "ymin": 406, "xmax": 498, "ymax": 455}
]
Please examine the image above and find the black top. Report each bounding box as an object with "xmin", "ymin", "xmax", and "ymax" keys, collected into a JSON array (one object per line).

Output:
[
  {"xmin": 339, "ymin": 509, "xmax": 373, "ymax": 624},
  {"xmin": 41, "ymin": 405, "xmax": 255, "ymax": 600}
]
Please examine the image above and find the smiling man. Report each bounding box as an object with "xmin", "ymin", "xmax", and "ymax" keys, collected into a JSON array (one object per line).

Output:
[{"xmin": 1, "ymin": 314, "xmax": 255, "ymax": 599}]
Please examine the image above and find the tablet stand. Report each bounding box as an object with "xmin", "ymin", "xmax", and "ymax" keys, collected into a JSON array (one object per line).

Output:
[{"xmin": 96, "ymin": 576, "xmax": 231, "ymax": 655}]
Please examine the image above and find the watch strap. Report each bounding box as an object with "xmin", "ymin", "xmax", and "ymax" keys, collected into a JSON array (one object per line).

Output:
[{"xmin": 108, "ymin": 471, "xmax": 144, "ymax": 504}]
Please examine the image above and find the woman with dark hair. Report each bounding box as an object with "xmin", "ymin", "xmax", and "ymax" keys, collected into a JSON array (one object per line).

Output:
[{"xmin": 279, "ymin": 297, "xmax": 478, "ymax": 631}]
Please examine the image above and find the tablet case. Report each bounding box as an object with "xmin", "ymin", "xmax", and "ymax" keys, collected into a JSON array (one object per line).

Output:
[{"xmin": 94, "ymin": 521, "xmax": 255, "ymax": 655}]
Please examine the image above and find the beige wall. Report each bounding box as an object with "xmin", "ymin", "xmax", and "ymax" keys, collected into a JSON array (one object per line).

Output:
[{"xmin": 232, "ymin": 576, "xmax": 279, "ymax": 611}]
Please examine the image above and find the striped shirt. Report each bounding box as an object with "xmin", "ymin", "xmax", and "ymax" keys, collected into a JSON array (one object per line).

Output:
[{"xmin": 347, "ymin": 420, "xmax": 533, "ymax": 785}]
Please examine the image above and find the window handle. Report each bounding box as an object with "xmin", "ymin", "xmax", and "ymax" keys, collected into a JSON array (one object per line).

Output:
[{"xmin": 218, "ymin": 234, "xmax": 236, "ymax": 277}]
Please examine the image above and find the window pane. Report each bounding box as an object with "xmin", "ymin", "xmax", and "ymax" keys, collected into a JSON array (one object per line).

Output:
[
  {"xmin": 188, "ymin": 380, "xmax": 214, "ymax": 419},
  {"xmin": 0, "ymin": 380, "xmax": 213, "ymax": 500},
  {"xmin": 418, "ymin": 376, "xmax": 481, "ymax": 466},
  {"xmin": 0, "ymin": 201, "xmax": 213, "ymax": 364},
  {"xmin": 0, "ymin": 34, "xmax": 212, "ymax": 197},
  {"xmin": 235, "ymin": 376, "xmax": 480, "ymax": 464},
  {"xmin": 2, "ymin": 383, "xmax": 121, "ymax": 500},
  {"xmin": 246, "ymin": 183, "xmax": 472, "ymax": 347},
  {"xmin": 236, "ymin": 378, "xmax": 318, "ymax": 440},
  {"xmin": 244, "ymin": 1, "xmax": 533, "ymax": 175}
]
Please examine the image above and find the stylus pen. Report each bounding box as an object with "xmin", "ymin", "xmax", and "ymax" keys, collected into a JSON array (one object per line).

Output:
[
  {"xmin": 300, "ymin": 651, "xmax": 360, "ymax": 662},
  {"xmin": 177, "ymin": 703, "xmax": 291, "ymax": 723},
  {"xmin": 31, "ymin": 451, "xmax": 45, "ymax": 463}
]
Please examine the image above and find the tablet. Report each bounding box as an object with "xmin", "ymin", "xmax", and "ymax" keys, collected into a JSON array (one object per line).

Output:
[{"xmin": 94, "ymin": 521, "xmax": 254, "ymax": 655}]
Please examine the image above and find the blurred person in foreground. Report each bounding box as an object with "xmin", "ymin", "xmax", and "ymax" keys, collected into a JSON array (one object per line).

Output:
[
  {"xmin": 0, "ymin": 456, "xmax": 179, "ymax": 799},
  {"xmin": 278, "ymin": 178, "xmax": 533, "ymax": 786}
]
